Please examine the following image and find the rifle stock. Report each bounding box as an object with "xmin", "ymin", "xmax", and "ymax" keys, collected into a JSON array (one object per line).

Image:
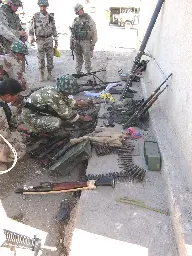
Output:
[{"xmin": 15, "ymin": 177, "xmax": 115, "ymax": 195}]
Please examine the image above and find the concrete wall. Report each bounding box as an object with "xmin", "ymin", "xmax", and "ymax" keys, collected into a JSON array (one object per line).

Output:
[{"xmin": 138, "ymin": 0, "xmax": 192, "ymax": 171}]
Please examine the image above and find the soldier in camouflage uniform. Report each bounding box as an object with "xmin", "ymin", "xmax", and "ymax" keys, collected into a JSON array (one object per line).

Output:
[
  {"xmin": 29, "ymin": 0, "xmax": 58, "ymax": 82},
  {"xmin": 0, "ymin": 78, "xmax": 26, "ymax": 172},
  {"xmin": 0, "ymin": 41, "xmax": 28, "ymax": 90},
  {"xmin": 21, "ymin": 74, "xmax": 93, "ymax": 134},
  {"xmin": 0, "ymin": 0, "xmax": 27, "ymax": 54},
  {"xmin": 0, "ymin": 21, "xmax": 23, "ymax": 52},
  {"xmin": 70, "ymin": 3, "xmax": 97, "ymax": 74}
]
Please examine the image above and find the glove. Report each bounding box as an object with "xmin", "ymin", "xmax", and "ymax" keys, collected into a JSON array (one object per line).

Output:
[{"xmin": 30, "ymin": 39, "xmax": 35, "ymax": 45}]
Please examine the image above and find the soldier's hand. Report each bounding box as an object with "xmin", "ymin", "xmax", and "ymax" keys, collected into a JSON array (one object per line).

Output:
[
  {"xmin": 30, "ymin": 39, "xmax": 35, "ymax": 45},
  {"xmin": 83, "ymin": 115, "xmax": 92, "ymax": 122}
]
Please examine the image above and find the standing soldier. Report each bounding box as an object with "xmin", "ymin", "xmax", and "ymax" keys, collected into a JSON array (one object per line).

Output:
[
  {"xmin": 0, "ymin": 0, "xmax": 27, "ymax": 54},
  {"xmin": 29, "ymin": 0, "xmax": 58, "ymax": 82},
  {"xmin": 70, "ymin": 3, "xmax": 98, "ymax": 74}
]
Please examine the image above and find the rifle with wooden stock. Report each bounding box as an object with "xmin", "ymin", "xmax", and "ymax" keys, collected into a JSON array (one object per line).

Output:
[
  {"xmin": 123, "ymin": 73, "xmax": 172, "ymax": 128},
  {"xmin": 15, "ymin": 177, "xmax": 115, "ymax": 195}
]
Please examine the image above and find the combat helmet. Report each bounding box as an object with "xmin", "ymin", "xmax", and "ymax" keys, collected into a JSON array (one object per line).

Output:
[
  {"xmin": 10, "ymin": 41, "xmax": 28, "ymax": 55},
  {"xmin": 7, "ymin": 0, "xmax": 22, "ymax": 7},
  {"xmin": 74, "ymin": 3, "xmax": 84, "ymax": 14},
  {"xmin": 37, "ymin": 0, "xmax": 49, "ymax": 6},
  {"xmin": 56, "ymin": 74, "xmax": 79, "ymax": 94}
]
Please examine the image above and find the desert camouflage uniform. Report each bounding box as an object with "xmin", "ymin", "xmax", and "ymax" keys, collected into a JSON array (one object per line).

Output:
[
  {"xmin": 0, "ymin": 99, "xmax": 26, "ymax": 165},
  {"xmin": 28, "ymin": 12, "xmax": 58, "ymax": 72},
  {"xmin": 0, "ymin": 53, "xmax": 26, "ymax": 89},
  {"xmin": 70, "ymin": 13, "xmax": 97, "ymax": 73},
  {"xmin": 21, "ymin": 86, "xmax": 79, "ymax": 133},
  {"xmin": 0, "ymin": 4, "xmax": 23, "ymax": 54}
]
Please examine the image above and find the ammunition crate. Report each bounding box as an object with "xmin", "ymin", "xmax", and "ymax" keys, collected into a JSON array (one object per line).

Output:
[{"xmin": 144, "ymin": 141, "xmax": 161, "ymax": 171}]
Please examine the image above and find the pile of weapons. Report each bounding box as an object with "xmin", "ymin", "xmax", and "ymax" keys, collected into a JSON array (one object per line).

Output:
[
  {"xmin": 107, "ymin": 73, "xmax": 173, "ymax": 129},
  {"xmin": 106, "ymin": 99, "xmax": 149, "ymax": 130},
  {"xmin": 15, "ymin": 139, "xmax": 146, "ymax": 196},
  {"xmin": 29, "ymin": 135, "xmax": 71, "ymax": 168},
  {"xmin": 122, "ymin": 73, "xmax": 173, "ymax": 128},
  {"xmin": 27, "ymin": 105, "xmax": 100, "ymax": 168}
]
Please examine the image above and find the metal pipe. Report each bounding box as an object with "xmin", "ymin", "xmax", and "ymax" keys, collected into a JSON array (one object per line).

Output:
[{"xmin": 121, "ymin": 0, "xmax": 165, "ymax": 99}]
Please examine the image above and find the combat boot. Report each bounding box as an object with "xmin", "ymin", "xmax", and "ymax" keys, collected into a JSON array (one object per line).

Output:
[
  {"xmin": 47, "ymin": 71, "xmax": 55, "ymax": 81},
  {"xmin": 39, "ymin": 71, "xmax": 44, "ymax": 82}
]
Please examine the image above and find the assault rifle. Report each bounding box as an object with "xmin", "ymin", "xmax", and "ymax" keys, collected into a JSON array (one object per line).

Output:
[
  {"xmin": 72, "ymin": 68, "xmax": 106, "ymax": 79},
  {"xmin": 69, "ymin": 26, "xmax": 76, "ymax": 60},
  {"xmin": 123, "ymin": 73, "xmax": 172, "ymax": 128},
  {"xmin": 15, "ymin": 177, "xmax": 115, "ymax": 195}
]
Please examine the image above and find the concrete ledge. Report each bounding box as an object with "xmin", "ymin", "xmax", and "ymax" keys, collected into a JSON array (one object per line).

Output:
[{"xmin": 141, "ymin": 79, "xmax": 192, "ymax": 256}]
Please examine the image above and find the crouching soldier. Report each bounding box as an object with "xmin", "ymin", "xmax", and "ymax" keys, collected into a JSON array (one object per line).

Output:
[
  {"xmin": 21, "ymin": 74, "xmax": 93, "ymax": 134},
  {"xmin": 0, "ymin": 78, "xmax": 26, "ymax": 172},
  {"xmin": 0, "ymin": 41, "xmax": 28, "ymax": 90}
]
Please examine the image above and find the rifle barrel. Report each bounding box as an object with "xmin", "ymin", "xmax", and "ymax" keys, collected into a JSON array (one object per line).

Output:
[
  {"xmin": 123, "ymin": 74, "xmax": 172, "ymax": 128},
  {"xmin": 139, "ymin": 73, "xmax": 172, "ymax": 109},
  {"xmin": 141, "ymin": 84, "xmax": 169, "ymax": 116}
]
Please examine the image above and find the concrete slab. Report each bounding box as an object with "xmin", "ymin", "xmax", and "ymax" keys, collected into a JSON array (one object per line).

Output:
[
  {"xmin": 141, "ymin": 79, "xmax": 192, "ymax": 256},
  {"xmin": 69, "ymin": 54, "xmax": 178, "ymax": 256}
]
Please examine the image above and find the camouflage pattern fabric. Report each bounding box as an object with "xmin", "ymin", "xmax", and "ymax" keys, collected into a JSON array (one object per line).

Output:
[
  {"xmin": 29, "ymin": 12, "xmax": 58, "ymax": 71},
  {"xmin": 74, "ymin": 40, "xmax": 92, "ymax": 73},
  {"xmin": 37, "ymin": 0, "xmax": 49, "ymax": 6},
  {"xmin": 70, "ymin": 13, "xmax": 97, "ymax": 73},
  {"xmin": 57, "ymin": 74, "xmax": 79, "ymax": 94},
  {"xmin": 7, "ymin": 0, "xmax": 22, "ymax": 7},
  {"xmin": 21, "ymin": 86, "xmax": 79, "ymax": 133},
  {"xmin": 10, "ymin": 41, "xmax": 28, "ymax": 55},
  {"xmin": 0, "ymin": 99, "xmax": 26, "ymax": 163},
  {"xmin": 0, "ymin": 4, "xmax": 22, "ymax": 31},
  {"xmin": 36, "ymin": 37, "xmax": 54, "ymax": 71},
  {"xmin": 0, "ymin": 53, "xmax": 27, "ymax": 90},
  {"xmin": 0, "ymin": 4, "xmax": 22, "ymax": 53}
]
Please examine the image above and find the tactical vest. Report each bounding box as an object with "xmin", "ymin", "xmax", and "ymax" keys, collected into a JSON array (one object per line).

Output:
[
  {"xmin": 73, "ymin": 14, "xmax": 91, "ymax": 40},
  {"xmin": 33, "ymin": 12, "xmax": 54, "ymax": 38},
  {"xmin": 0, "ymin": 101, "xmax": 12, "ymax": 126}
]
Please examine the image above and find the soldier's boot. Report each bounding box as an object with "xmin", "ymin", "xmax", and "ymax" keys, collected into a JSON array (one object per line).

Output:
[
  {"xmin": 47, "ymin": 71, "xmax": 55, "ymax": 81},
  {"xmin": 39, "ymin": 71, "xmax": 44, "ymax": 82}
]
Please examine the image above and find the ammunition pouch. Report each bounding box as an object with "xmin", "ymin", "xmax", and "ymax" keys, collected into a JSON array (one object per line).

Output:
[{"xmin": 75, "ymin": 30, "xmax": 88, "ymax": 40}]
